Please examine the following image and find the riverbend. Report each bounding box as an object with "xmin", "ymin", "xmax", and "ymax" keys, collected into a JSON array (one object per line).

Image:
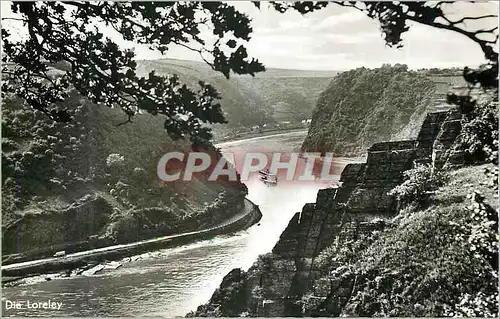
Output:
[{"xmin": 2, "ymin": 131, "xmax": 361, "ymax": 317}]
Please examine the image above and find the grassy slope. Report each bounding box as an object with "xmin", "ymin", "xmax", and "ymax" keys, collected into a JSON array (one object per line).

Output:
[
  {"xmin": 136, "ymin": 59, "xmax": 336, "ymax": 128},
  {"xmin": 311, "ymin": 163, "xmax": 498, "ymax": 317}
]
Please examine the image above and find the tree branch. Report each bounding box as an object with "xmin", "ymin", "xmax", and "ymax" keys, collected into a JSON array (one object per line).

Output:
[
  {"xmin": 451, "ymin": 14, "xmax": 498, "ymax": 25},
  {"xmin": 1, "ymin": 17, "xmax": 28, "ymax": 22},
  {"xmin": 115, "ymin": 114, "xmax": 133, "ymax": 127}
]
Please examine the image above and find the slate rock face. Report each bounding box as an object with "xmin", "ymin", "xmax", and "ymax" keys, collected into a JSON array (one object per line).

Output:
[
  {"xmin": 192, "ymin": 108, "xmax": 464, "ymax": 317},
  {"xmin": 432, "ymin": 108, "xmax": 464, "ymax": 168},
  {"xmin": 2, "ymin": 195, "xmax": 114, "ymax": 255},
  {"xmin": 416, "ymin": 110, "xmax": 450, "ymax": 150}
]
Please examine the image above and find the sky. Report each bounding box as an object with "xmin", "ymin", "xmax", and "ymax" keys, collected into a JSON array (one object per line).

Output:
[{"xmin": 1, "ymin": 1, "xmax": 498, "ymax": 71}]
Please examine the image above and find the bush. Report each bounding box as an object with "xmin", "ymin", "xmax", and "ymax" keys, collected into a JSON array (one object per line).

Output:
[
  {"xmin": 342, "ymin": 203, "xmax": 498, "ymax": 317},
  {"xmin": 388, "ymin": 164, "xmax": 448, "ymax": 207},
  {"xmin": 106, "ymin": 153, "xmax": 125, "ymax": 168},
  {"xmin": 457, "ymin": 98, "xmax": 498, "ymax": 164}
]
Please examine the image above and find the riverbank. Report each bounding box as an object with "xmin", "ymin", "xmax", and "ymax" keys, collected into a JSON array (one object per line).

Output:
[
  {"xmin": 2, "ymin": 129, "xmax": 355, "ymax": 317},
  {"xmin": 191, "ymin": 108, "xmax": 499, "ymax": 317},
  {"xmin": 2, "ymin": 199, "xmax": 262, "ymax": 281},
  {"xmin": 213, "ymin": 127, "xmax": 308, "ymax": 144}
]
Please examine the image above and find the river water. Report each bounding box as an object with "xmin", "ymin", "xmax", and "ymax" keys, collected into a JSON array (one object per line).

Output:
[{"xmin": 2, "ymin": 131, "xmax": 356, "ymax": 317}]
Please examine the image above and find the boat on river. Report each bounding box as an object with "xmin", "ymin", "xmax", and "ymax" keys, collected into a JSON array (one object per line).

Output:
[
  {"xmin": 258, "ymin": 168, "xmax": 270, "ymax": 175},
  {"xmin": 259, "ymin": 169, "xmax": 277, "ymax": 185}
]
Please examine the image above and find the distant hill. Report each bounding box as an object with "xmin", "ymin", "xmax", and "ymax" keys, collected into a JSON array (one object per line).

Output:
[
  {"xmin": 137, "ymin": 58, "xmax": 339, "ymax": 78},
  {"xmin": 301, "ymin": 64, "xmax": 439, "ymax": 155},
  {"xmin": 44, "ymin": 59, "xmax": 469, "ymax": 144},
  {"xmin": 135, "ymin": 59, "xmax": 337, "ymax": 128},
  {"xmin": 47, "ymin": 57, "xmax": 339, "ymax": 130}
]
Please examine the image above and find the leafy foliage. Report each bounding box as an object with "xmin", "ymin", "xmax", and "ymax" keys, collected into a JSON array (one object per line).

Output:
[
  {"xmin": 302, "ymin": 165, "xmax": 498, "ymax": 317},
  {"xmin": 388, "ymin": 164, "xmax": 448, "ymax": 207},
  {"xmin": 2, "ymin": 92, "xmax": 97, "ymax": 225},
  {"xmin": 456, "ymin": 95, "xmax": 498, "ymax": 166},
  {"xmin": 1, "ymin": 94, "xmax": 247, "ymax": 249},
  {"xmin": 267, "ymin": 2, "xmax": 498, "ymax": 62},
  {"xmin": 307, "ymin": 222, "xmax": 384, "ymax": 316},
  {"xmin": 2, "ymin": 2, "xmax": 265, "ymax": 143},
  {"xmin": 345, "ymin": 207, "xmax": 497, "ymax": 317}
]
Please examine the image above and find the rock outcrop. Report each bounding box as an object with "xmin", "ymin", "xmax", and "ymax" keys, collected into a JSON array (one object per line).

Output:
[
  {"xmin": 2, "ymin": 194, "xmax": 115, "ymax": 257},
  {"xmin": 301, "ymin": 65, "xmax": 438, "ymax": 156},
  {"xmin": 190, "ymin": 107, "xmax": 464, "ymax": 317}
]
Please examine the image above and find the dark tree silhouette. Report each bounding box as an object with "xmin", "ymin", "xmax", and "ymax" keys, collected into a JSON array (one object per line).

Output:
[
  {"xmin": 266, "ymin": 2, "xmax": 498, "ymax": 61},
  {"xmin": 2, "ymin": 1, "xmax": 498, "ymax": 143},
  {"xmin": 265, "ymin": 1, "xmax": 498, "ymax": 89},
  {"xmin": 1, "ymin": 2, "xmax": 265, "ymax": 143},
  {"xmin": 264, "ymin": 1, "xmax": 498, "ymax": 180}
]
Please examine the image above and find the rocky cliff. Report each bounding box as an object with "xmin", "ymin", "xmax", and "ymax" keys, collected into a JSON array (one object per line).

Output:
[
  {"xmin": 190, "ymin": 107, "xmax": 477, "ymax": 317},
  {"xmin": 300, "ymin": 65, "xmax": 465, "ymax": 156}
]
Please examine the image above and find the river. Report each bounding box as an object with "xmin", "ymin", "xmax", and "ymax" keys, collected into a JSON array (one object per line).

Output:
[{"xmin": 2, "ymin": 130, "xmax": 358, "ymax": 317}]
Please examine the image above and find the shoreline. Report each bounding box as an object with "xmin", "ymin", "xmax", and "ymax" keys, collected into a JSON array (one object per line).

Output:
[
  {"xmin": 215, "ymin": 129, "xmax": 369, "ymax": 159},
  {"xmin": 2, "ymin": 199, "xmax": 262, "ymax": 281},
  {"xmin": 213, "ymin": 127, "xmax": 309, "ymax": 145},
  {"xmin": 3, "ymin": 130, "xmax": 365, "ymax": 284}
]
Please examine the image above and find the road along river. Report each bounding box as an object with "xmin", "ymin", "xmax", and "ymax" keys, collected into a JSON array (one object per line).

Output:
[{"xmin": 2, "ymin": 130, "xmax": 361, "ymax": 317}]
